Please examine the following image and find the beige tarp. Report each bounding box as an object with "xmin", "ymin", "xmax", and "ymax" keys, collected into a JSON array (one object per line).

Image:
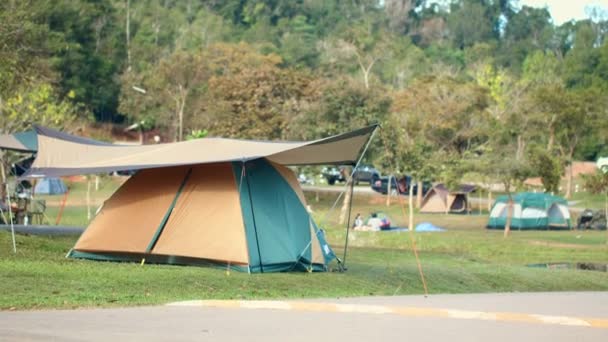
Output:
[
  {"xmin": 152, "ymin": 163, "xmax": 249, "ymax": 264},
  {"xmin": 74, "ymin": 166, "xmax": 190, "ymax": 253},
  {"xmin": 27, "ymin": 125, "xmax": 377, "ymax": 178}
]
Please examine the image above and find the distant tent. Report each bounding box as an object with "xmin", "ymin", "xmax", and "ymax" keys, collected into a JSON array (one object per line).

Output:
[
  {"xmin": 487, "ymin": 192, "xmax": 571, "ymax": 230},
  {"xmin": 420, "ymin": 184, "xmax": 476, "ymax": 214},
  {"xmin": 34, "ymin": 177, "xmax": 67, "ymax": 195},
  {"xmin": 68, "ymin": 160, "xmax": 335, "ymax": 272}
]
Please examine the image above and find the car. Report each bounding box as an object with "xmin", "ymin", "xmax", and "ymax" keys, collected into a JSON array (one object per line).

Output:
[
  {"xmin": 371, "ymin": 175, "xmax": 431, "ymax": 196},
  {"xmin": 321, "ymin": 166, "xmax": 345, "ymax": 185},
  {"xmin": 321, "ymin": 164, "xmax": 380, "ymax": 185},
  {"xmin": 351, "ymin": 164, "xmax": 381, "ymax": 184},
  {"xmin": 598, "ymin": 157, "xmax": 608, "ymax": 173}
]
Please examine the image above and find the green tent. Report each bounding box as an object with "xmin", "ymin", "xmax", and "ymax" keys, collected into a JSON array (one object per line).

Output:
[{"xmin": 487, "ymin": 192, "xmax": 571, "ymax": 230}]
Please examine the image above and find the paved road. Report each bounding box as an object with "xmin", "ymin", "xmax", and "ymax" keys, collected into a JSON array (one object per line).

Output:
[{"xmin": 1, "ymin": 292, "xmax": 606, "ymax": 341}]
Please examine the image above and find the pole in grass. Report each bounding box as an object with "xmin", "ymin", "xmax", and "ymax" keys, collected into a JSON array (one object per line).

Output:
[{"xmin": 341, "ymin": 126, "xmax": 378, "ymax": 270}]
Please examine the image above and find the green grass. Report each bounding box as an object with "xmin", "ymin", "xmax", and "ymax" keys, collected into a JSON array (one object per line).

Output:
[
  {"xmin": 1, "ymin": 189, "xmax": 607, "ymax": 310},
  {"xmin": 570, "ymin": 191, "xmax": 607, "ymax": 210}
]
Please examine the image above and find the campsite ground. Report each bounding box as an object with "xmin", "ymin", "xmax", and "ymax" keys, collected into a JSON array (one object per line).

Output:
[{"xmin": 0, "ymin": 179, "xmax": 607, "ymax": 310}]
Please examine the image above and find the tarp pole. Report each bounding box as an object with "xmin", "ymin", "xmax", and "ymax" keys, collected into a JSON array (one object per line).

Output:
[
  {"xmin": 1, "ymin": 158, "xmax": 16, "ymax": 253},
  {"xmin": 341, "ymin": 126, "xmax": 378, "ymax": 270},
  {"xmin": 55, "ymin": 188, "xmax": 70, "ymax": 225},
  {"xmin": 341, "ymin": 176, "xmax": 355, "ymax": 269}
]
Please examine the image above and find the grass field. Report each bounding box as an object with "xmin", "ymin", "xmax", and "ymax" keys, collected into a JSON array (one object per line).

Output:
[{"xmin": 1, "ymin": 181, "xmax": 607, "ymax": 310}]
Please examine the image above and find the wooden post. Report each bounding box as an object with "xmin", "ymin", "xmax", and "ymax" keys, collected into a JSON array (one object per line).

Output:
[
  {"xmin": 386, "ymin": 175, "xmax": 392, "ymax": 207},
  {"xmin": 86, "ymin": 176, "xmax": 92, "ymax": 221},
  {"xmin": 504, "ymin": 196, "xmax": 513, "ymax": 238},
  {"xmin": 408, "ymin": 181, "xmax": 414, "ymax": 231}
]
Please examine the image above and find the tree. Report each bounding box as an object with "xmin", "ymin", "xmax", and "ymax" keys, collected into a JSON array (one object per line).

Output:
[
  {"xmin": 45, "ymin": 0, "xmax": 126, "ymax": 121},
  {"xmin": 319, "ymin": 16, "xmax": 393, "ymax": 90},
  {"xmin": 0, "ymin": 83, "xmax": 80, "ymax": 134},
  {"xmin": 476, "ymin": 136, "xmax": 532, "ymax": 237},
  {"xmin": 120, "ymin": 50, "xmax": 210, "ymax": 141},
  {"xmin": 446, "ymin": 0, "xmax": 497, "ymax": 50}
]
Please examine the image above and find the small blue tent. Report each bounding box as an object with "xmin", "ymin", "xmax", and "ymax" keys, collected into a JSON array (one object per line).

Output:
[{"xmin": 34, "ymin": 178, "xmax": 67, "ymax": 195}]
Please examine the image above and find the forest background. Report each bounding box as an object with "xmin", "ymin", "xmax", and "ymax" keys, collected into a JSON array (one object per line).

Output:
[{"xmin": 1, "ymin": 0, "xmax": 608, "ymax": 198}]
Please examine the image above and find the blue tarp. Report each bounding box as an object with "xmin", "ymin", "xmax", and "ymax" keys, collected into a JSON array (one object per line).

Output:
[
  {"xmin": 34, "ymin": 177, "xmax": 67, "ymax": 195},
  {"xmin": 383, "ymin": 222, "xmax": 447, "ymax": 232}
]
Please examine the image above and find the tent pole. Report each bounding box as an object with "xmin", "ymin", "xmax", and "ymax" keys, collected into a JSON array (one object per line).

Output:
[
  {"xmin": 341, "ymin": 176, "xmax": 355, "ymax": 269},
  {"xmin": 1, "ymin": 159, "xmax": 16, "ymax": 253},
  {"xmin": 340, "ymin": 126, "xmax": 379, "ymax": 271},
  {"xmin": 241, "ymin": 161, "xmax": 264, "ymax": 273}
]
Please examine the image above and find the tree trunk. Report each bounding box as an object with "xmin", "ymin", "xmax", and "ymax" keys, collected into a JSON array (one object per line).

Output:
[
  {"xmin": 408, "ymin": 179, "xmax": 414, "ymax": 231},
  {"xmin": 488, "ymin": 189, "xmax": 492, "ymax": 212},
  {"xmin": 547, "ymin": 123, "xmax": 555, "ymax": 151},
  {"xmin": 564, "ymin": 142, "xmax": 577, "ymax": 199},
  {"xmin": 416, "ymin": 180, "xmax": 423, "ymax": 209},
  {"xmin": 504, "ymin": 193, "xmax": 513, "ymax": 238},
  {"xmin": 565, "ymin": 161, "xmax": 573, "ymax": 198},
  {"xmin": 126, "ymin": 0, "xmax": 131, "ymax": 72},
  {"xmin": 516, "ymin": 135, "xmax": 525, "ymax": 160},
  {"xmin": 605, "ymin": 192, "xmax": 608, "ymax": 245},
  {"xmin": 386, "ymin": 175, "xmax": 391, "ymax": 207},
  {"xmin": 177, "ymin": 85, "xmax": 187, "ymax": 142}
]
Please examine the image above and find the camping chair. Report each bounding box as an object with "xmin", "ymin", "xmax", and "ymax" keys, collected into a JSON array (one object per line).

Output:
[{"xmin": 29, "ymin": 199, "xmax": 47, "ymax": 225}]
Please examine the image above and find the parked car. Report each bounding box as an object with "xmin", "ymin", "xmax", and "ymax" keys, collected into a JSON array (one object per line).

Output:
[
  {"xmin": 352, "ymin": 164, "xmax": 381, "ymax": 184},
  {"xmin": 322, "ymin": 164, "xmax": 381, "ymax": 185},
  {"xmin": 321, "ymin": 166, "xmax": 345, "ymax": 185},
  {"xmin": 597, "ymin": 157, "xmax": 608, "ymax": 173},
  {"xmin": 371, "ymin": 175, "xmax": 431, "ymax": 196}
]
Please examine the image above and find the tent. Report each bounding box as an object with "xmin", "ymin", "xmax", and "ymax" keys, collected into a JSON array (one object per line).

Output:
[
  {"xmin": 487, "ymin": 192, "xmax": 571, "ymax": 230},
  {"xmin": 25, "ymin": 125, "xmax": 377, "ymax": 272},
  {"xmin": 0, "ymin": 131, "xmax": 38, "ymax": 153},
  {"xmin": 34, "ymin": 177, "xmax": 67, "ymax": 195},
  {"xmin": 420, "ymin": 184, "xmax": 476, "ymax": 214}
]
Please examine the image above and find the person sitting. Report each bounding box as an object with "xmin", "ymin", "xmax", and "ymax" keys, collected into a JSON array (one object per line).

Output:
[
  {"xmin": 354, "ymin": 212, "xmax": 382, "ymax": 232},
  {"xmin": 366, "ymin": 212, "xmax": 383, "ymax": 231},
  {"xmin": 352, "ymin": 213, "xmax": 363, "ymax": 229}
]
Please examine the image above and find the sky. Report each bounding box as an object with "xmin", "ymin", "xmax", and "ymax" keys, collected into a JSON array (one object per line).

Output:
[{"xmin": 518, "ymin": 0, "xmax": 608, "ymax": 24}]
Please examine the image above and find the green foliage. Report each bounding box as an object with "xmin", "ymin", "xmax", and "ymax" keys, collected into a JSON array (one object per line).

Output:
[
  {"xmin": 528, "ymin": 148, "xmax": 563, "ymax": 193},
  {"xmin": 2, "ymin": 0, "xmax": 608, "ymax": 192},
  {"xmin": 186, "ymin": 129, "xmax": 208, "ymax": 141},
  {"xmin": 583, "ymin": 172, "xmax": 608, "ymax": 195},
  {"xmin": 1, "ymin": 83, "xmax": 81, "ymax": 133}
]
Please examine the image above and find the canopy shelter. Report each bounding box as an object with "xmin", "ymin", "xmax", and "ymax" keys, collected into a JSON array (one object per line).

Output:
[
  {"xmin": 0, "ymin": 130, "xmax": 39, "ymax": 253},
  {"xmin": 487, "ymin": 192, "xmax": 571, "ymax": 230},
  {"xmin": 26, "ymin": 125, "xmax": 376, "ymax": 178},
  {"xmin": 0, "ymin": 131, "xmax": 38, "ymax": 153},
  {"xmin": 25, "ymin": 125, "xmax": 377, "ymax": 272},
  {"xmin": 419, "ymin": 184, "xmax": 476, "ymax": 214}
]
